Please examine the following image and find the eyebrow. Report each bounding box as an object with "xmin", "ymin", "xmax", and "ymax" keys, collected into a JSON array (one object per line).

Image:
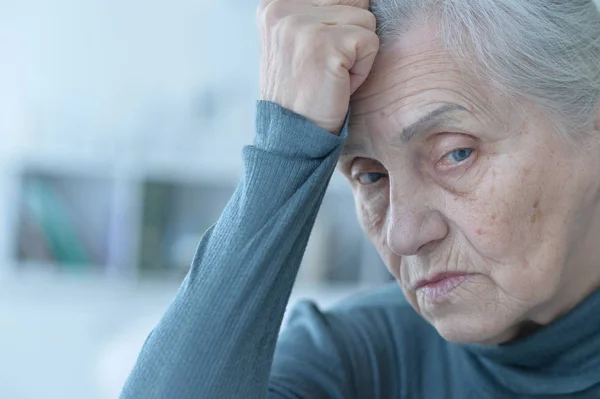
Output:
[
  {"xmin": 397, "ymin": 104, "xmax": 468, "ymax": 144},
  {"xmin": 341, "ymin": 103, "xmax": 468, "ymax": 157}
]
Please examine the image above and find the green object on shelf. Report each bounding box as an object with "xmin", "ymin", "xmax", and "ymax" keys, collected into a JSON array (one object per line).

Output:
[{"xmin": 24, "ymin": 177, "xmax": 91, "ymax": 268}]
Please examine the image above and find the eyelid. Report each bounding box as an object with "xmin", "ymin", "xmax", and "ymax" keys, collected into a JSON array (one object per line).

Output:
[
  {"xmin": 432, "ymin": 133, "xmax": 477, "ymax": 158},
  {"xmin": 356, "ymin": 172, "xmax": 386, "ymax": 185},
  {"xmin": 349, "ymin": 158, "xmax": 387, "ymax": 179}
]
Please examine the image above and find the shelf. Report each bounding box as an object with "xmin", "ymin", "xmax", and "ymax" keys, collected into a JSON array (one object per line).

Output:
[
  {"xmin": 1, "ymin": 139, "xmax": 388, "ymax": 286},
  {"xmin": 14, "ymin": 170, "xmax": 114, "ymax": 272},
  {"xmin": 138, "ymin": 179, "xmax": 235, "ymax": 274},
  {"xmin": 3, "ymin": 157, "xmax": 390, "ymax": 286}
]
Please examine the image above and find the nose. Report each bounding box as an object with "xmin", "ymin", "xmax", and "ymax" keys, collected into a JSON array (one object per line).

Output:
[{"xmin": 386, "ymin": 197, "xmax": 449, "ymax": 257}]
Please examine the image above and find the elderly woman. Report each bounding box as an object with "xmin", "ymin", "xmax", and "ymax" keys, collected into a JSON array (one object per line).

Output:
[{"xmin": 121, "ymin": 0, "xmax": 600, "ymax": 397}]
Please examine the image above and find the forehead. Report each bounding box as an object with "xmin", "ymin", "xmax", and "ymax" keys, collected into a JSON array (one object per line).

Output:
[{"xmin": 350, "ymin": 22, "xmax": 501, "ymax": 135}]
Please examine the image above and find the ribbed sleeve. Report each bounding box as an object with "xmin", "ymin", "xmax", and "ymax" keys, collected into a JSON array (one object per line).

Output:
[{"xmin": 119, "ymin": 101, "xmax": 347, "ymax": 399}]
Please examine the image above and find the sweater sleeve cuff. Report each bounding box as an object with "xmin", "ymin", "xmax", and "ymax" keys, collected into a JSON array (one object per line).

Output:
[{"xmin": 253, "ymin": 100, "xmax": 349, "ymax": 159}]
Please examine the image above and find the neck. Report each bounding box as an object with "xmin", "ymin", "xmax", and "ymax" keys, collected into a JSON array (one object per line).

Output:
[{"xmin": 463, "ymin": 284, "xmax": 600, "ymax": 396}]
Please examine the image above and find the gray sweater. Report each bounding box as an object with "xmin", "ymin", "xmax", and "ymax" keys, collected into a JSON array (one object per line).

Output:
[{"xmin": 120, "ymin": 101, "xmax": 600, "ymax": 398}]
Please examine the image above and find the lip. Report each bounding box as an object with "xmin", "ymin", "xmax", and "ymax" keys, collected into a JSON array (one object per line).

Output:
[
  {"xmin": 414, "ymin": 272, "xmax": 476, "ymax": 303},
  {"xmin": 415, "ymin": 272, "xmax": 473, "ymax": 290}
]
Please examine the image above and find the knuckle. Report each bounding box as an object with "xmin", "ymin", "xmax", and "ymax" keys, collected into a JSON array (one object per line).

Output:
[
  {"xmin": 362, "ymin": 31, "xmax": 381, "ymax": 54},
  {"xmin": 257, "ymin": 0, "xmax": 284, "ymax": 27},
  {"xmin": 356, "ymin": 28, "xmax": 379, "ymax": 44},
  {"xmin": 281, "ymin": 13, "xmax": 322, "ymax": 38},
  {"xmin": 302, "ymin": 18, "xmax": 328, "ymax": 35},
  {"xmin": 256, "ymin": 0, "xmax": 269, "ymax": 16},
  {"xmin": 363, "ymin": 11, "xmax": 377, "ymax": 31},
  {"xmin": 329, "ymin": 50, "xmax": 354, "ymax": 72},
  {"xmin": 366, "ymin": 30, "xmax": 380, "ymax": 44},
  {"xmin": 281, "ymin": 12, "xmax": 303, "ymax": 27}
]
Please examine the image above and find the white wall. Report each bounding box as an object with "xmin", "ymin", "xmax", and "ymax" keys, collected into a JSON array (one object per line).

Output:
[{"xmin": 0, "ymin": 0, "xmax": 260, "ymax": 171}]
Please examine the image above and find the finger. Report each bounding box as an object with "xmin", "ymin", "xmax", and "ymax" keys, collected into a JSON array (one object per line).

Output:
[
  {"xmin": 312, "ymin": 0, "xmax": 370, "ymax": 9},
  {"xmin": 306, "ymin": 5, "xmax": 376, "ymax": 31},
  {"xmin": 349, "ymin": 41, "xmax": 379, "ymax": 94},
  {"xmin": 332, "ymin": 25, "xmax": 380, "ymax": 93}
]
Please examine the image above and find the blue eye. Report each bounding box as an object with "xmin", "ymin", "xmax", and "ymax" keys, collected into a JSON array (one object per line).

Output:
[
  {"xmin": 447, "ymin": 148, "xmax": 473, "ymax": 163},
  {"xmin": 357, "ymin": 172, "xmax": 385, "ymax": 185}
]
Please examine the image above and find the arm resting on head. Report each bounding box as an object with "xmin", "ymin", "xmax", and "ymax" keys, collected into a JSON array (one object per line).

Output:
[{"xmin": 119, "ymin": 101, "xmax": 349, "ymax": 399}]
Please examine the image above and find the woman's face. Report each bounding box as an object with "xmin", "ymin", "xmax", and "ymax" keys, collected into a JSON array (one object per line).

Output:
[{"xmin": 342, "ymin": 22, "xmax": 600, "ymax": 344}]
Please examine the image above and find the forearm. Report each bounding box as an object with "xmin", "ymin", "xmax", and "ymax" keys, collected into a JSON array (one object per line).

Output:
[{"xmin": 120, "ymin": 101, "xmax": 347, "ymax": 399}]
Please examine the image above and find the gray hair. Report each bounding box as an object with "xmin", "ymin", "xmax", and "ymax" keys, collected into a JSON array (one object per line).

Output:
[{"xmin": 370, "ymin": 0, "xmax": 600, "ymax": 142}]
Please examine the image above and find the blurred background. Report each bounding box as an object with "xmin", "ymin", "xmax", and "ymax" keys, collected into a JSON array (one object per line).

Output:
[{"xmin": 0, "ymin": 1, "xmax": 392, "ymax": 398}]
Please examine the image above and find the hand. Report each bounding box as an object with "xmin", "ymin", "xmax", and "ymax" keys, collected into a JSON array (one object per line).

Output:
[{"xmin": 257, "ymin": 0, "xmax": 379, "ymax": 135}]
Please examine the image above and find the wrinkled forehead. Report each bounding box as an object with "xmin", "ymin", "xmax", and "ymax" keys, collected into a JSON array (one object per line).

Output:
[{"xmin": 349, "ymin": 23, "xmax": 507, "ymax": 137}]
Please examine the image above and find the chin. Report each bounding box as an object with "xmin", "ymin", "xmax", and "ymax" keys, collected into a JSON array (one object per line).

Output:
[
  {"xmin": 408, "ymin": 275, "xmax": 525, "ymax": 344},
  {"xmin": 429, "ymin": 312, "xmax": 517, "ymax": 345}
]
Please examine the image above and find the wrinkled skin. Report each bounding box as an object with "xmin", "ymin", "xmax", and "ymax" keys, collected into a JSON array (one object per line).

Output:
[
  {"xmin": 341, "ymin": 21, "xmax": 600, "ymax": 344},
  {"xmin": 258, "ymin": 0, "xmax": 378, "ymax": 134}
]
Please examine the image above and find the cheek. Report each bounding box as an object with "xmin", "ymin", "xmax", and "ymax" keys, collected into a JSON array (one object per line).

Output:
[
  {"xmin": 451, "ymin": 169, "xmax": 543, "ymax": 262},
  {"xmin": 463, "ymin": 200, "xmax": 525, "ymax": 261},
  {"xmin": 475, "ymin": 197, "xmax": 520, "ymax": 240},
  {"xmin": 354, "ymin": 188, "xmax": 388, "ymax": 233},
  {"xmin": 456, "ymin": 163, "xmax": 577, "ymax": 298},
  {"xmin": 354, "ymin": 190, "xmax": 398, "ymax": 265}
]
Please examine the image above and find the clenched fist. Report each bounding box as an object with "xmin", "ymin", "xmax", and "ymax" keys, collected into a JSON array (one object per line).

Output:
[{"xmin": 257, "ymin": 0, "xmax": 379, "ymax": 134}]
